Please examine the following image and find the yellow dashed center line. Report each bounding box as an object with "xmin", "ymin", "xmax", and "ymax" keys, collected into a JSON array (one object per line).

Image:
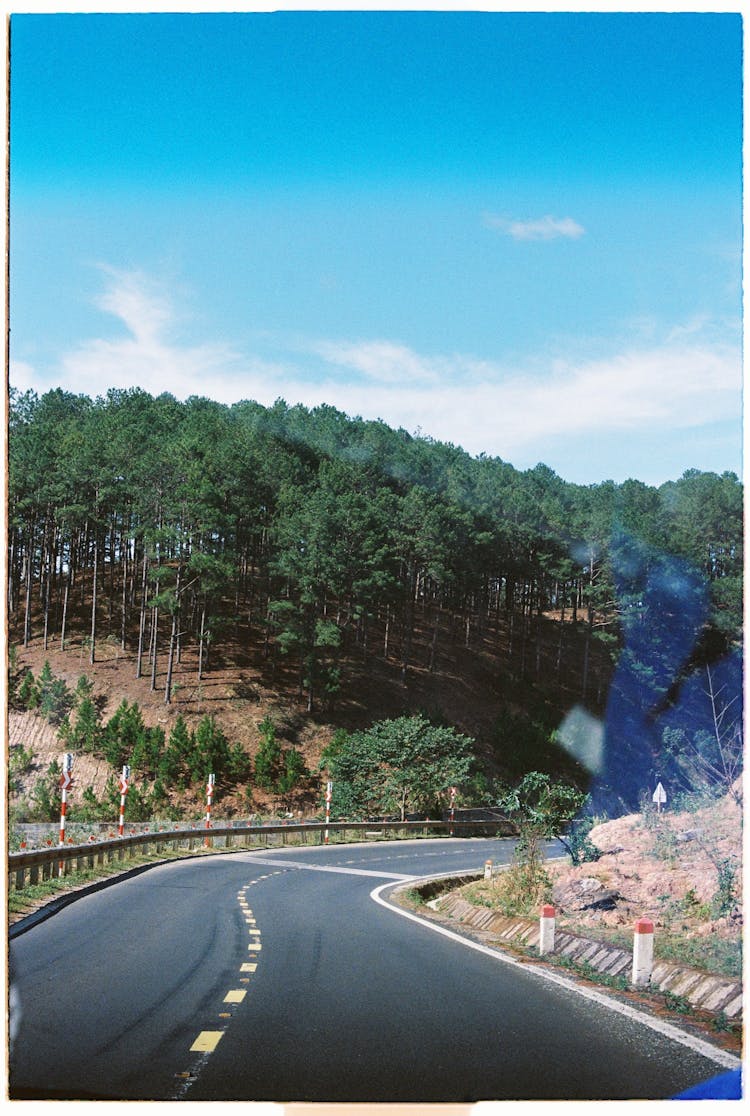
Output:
[
  {"xmin": 190, "ymin": 1031, "xmax": 224, "ymax": 1053},
  {"xmin": 177, "ymin": 880, "xmax": 269, "ymax": 1095}
]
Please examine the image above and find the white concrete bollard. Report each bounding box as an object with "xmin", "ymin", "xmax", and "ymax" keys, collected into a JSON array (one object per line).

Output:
[
  {"xmin": 632, "ymin": 917, "xmax": 654, "ymax": 987},
  {"xmin": 484, "ymin": 859, "xmax": 493, "ymax": 880},
  {"xmin": 539, "ymin": 904, "xmax": 556, "ymax": 955}
]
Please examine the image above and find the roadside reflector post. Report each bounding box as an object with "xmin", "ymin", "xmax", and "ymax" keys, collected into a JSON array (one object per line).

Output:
[
  {"xmin": 484, "ymin": 858, "xmax": 493, "ymax": 880},
  {"xmin": 449, "ymin": 786, "xmax": 457, "ymax": 836},
  {"xmin": 58, "ymin": 753, "xmax": 74, "ymax": 876},
  {"xmin": 205, "ymin": 774, "xmax": 216, "ymax": 846},
  {"xmin": 632, "ymin": 917, "xmax": 654, "ymax": 987},
  {"xmin": 539, "ymin": 904, "xmax": 556, "ymax": 955},
  {"xmin": 324, "ymin": 780, "xmax": 332, "ymax": 844},
  {"xmin": 118, "ymin": 765, "xmax": 131, "ymax": 837}
]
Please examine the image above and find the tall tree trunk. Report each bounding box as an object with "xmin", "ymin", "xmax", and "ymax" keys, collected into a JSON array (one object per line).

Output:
[
  {"xmin": 164, "ymin": 567, "xmax": 182, "ymax": 704},
  {"xmin": 23, "ymin": 523, "xmax": 34, "ymax": 647},
  {"xmin": 556, "ymin": 592, "xmax": 566, "ymax": 686},
  {"xmin": 198, "ymin": 604, "xmax": 206, "ymax": 679},
  {"xmin": 582, "ymin": 606, "xmax": 593, "ymax": 700},
  {"xmin": 165, "ymin": 611, "xmax": 178, "ymax": 704},
  {"xmin": 136, "ymin": 552, "xmax": 148, "ymax": 679},
  {"xmin": 90, "ymin": 533, "xmax": 98, "ymax": 665},
  {"xmin": 42, "ymin": 537, "xmax": 51, "ymax": 652},
  {"xmin": 150, "ymin": 606, "xmax": 159, "ymax": 691},
  {"xmin": 60, "ymin": 572, "xmax": 70, "ymax": 652},
  {"xmin": 121, "ymin": 543, "xmax": 128, "ymax": 651},
  {"xmin": 7, "ymin": 528, "xmax": 16, "ymax": 616},
  {"xmin": 401, "ymin": 565, "xmax": 416, "ymax": 682},
  {"xmin": 428, "ymin": 609, "xmax": 439, "ymax": 672}
]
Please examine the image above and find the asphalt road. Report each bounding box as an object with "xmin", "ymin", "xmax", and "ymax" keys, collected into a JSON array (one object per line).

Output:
[{"xmin": 8, "ymin": 837, "xmax": 736, "ymax": 1101}]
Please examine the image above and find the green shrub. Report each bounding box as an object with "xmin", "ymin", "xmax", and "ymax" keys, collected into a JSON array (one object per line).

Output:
[
  {"xmin": 712, "ymin": 857, "xmax": 738, "ymax": 917},
  {"xmin": 18, "ymin": 669, "xmax": 39, "ymax": 710},
  {"xmin": 254, "ymin": 717, "xmax": 282, "ymax": 790},
  {"xmin": 277, "ymin": 748, "xmax": 309, "ymax": 794}
]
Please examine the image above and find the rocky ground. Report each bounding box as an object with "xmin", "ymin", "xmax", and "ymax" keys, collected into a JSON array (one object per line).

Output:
[{"xmin": 549, "ymin": 782, "xmax": 743, "ymax": 946}]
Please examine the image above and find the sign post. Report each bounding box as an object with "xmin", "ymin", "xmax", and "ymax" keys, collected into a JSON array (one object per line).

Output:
[
  {"xmin": 118, "ymin": 765, "xmax": 131, "ymax": 836},
  {"xmin": 652, "ymin": 781, "xmax": 667, "ymax": 814},
  {"xmin": 325, "ymin": 780, "xmax": 332, "ymax": 844}
]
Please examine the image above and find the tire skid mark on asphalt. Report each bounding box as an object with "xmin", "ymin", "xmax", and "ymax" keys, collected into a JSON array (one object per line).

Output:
[{"xmin": 172, "ymin": 878, "xmax": 264, "ymax": 1099}]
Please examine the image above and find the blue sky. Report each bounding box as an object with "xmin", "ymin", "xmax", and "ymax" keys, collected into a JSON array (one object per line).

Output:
[{"xmin": 9, "ymin": 8, "xmax": 743, "ymax": 486}]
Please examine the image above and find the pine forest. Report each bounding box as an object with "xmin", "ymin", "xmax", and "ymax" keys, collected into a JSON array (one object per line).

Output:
[{"xmin": 7, "ymin": 386, "xmax": 743, "ymax": 823}]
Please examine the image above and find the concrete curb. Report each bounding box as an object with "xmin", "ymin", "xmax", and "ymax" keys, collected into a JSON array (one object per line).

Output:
[{"xmin": 433, "ymin": 888, "xmax": 743, "ymax": 1021}]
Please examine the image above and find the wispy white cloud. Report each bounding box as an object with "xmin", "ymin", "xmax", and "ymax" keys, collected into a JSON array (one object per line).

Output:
[
  {"xmin": 484, "ymin": 213, "xmax": 585, "ymax": 241},
  {"xmin": 308, "ymin": 339, "xmax": 441, "ymax": 385},
  {"xmin": 16, "ymin": 268, "xmax": 740, "ymax": 484},
  {"xmin": 53, "ymin": 267, "xmax": 288, "ymax": 401},
  {"xmin": 95, "ymin": 266, "xmax": 174, "ymax": 345},
  {"xmin": 287, "ymin": 338, "xmax": 739, "ymax": 463},
  {"xmin": 8, "ymin": 359, "xmax": 38, "ymax": 394}
]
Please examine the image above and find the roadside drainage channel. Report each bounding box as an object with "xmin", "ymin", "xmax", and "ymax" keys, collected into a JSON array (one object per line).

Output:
[{"xmin": 407, "ymin": 874, "xmax": 743, "ymax": 1024}]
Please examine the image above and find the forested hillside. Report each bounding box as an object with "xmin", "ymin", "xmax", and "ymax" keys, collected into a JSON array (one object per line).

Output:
[{"xmin": 7, "ymin": 387, "xmax": 743, "ymax": 817}]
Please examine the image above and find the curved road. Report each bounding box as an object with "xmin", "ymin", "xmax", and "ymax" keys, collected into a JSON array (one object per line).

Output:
[{"xmin": 8, "ymin": 837, "xmax": 736, "ymax": 1101}]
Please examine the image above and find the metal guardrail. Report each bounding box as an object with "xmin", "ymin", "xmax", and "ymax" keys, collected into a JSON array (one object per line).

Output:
[{"xmin": 8, "ymin": 819, "xmax": 517, "ymax": 890}]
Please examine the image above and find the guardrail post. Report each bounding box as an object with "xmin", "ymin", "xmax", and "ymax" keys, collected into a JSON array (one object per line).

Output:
[
  {"xmin": 539, "ymin": 905, "xmax": 556, "ymax": 955},
  {"xmin": 632, "ymin": 917, "xmax": 654, "ymax": 987}
]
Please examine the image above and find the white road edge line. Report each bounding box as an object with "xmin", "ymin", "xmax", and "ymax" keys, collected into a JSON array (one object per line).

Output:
[
  {"xmin": 370, "ymin": 879, "xmax": 741, "ymax": 1072},
  {"xmin": 247, "ymin": 856, "xmax": 417, "ymax": 880}
]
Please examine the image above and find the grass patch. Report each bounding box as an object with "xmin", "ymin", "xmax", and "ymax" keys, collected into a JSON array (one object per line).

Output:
[
  {"xmin": 654, "ymin": 931, "xmax": 742, "ymax": 980},
  {"xmin": 554, "ymin": 920, "xmax": 742, "ymax": 980},
  {"xmin": 552, "ymin": 951, "xmax": 630, "ymax": 994},
  {"xmin": 459, "ymin": 881, "xmax": 742, "ymax": 981}
]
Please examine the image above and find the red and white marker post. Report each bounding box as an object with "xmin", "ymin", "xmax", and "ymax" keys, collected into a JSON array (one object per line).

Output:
[
  {"xmin": 449, "ymin": 786, "xmax": 457, "ymax": 836},
  {"xmin": 58, "ymin": 753, "xmax": 74, "ymax": 876},
  {"xmin": 632, "ymin": 917, "xmax": 655, "ymax": 987},
  {"xmin": 204, "ymin": 773, "xmax": 216, "ymax": 846},
  {"xmin": 539, "ymin": 904, "xmax": 556, "ymax": 955},
  {"xmin": 324, "ymin": 780, "xmax": 332, "ymax": 844},
  {"xmin": 118, "ymin": 765, "xmax": 131, "ymax": 837},
  {"xmin": 59, "ymin": 753, "xmax": 74, "ymax": 845}
]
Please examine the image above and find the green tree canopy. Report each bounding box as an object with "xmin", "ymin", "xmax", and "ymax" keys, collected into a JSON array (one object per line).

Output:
[{"xmin": 320, "ymin": 714, "xmax": 474, "ymax": 821}]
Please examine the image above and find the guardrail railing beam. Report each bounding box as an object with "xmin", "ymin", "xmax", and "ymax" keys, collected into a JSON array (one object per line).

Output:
[{"xmin": 8, "ymin": 819, "xmax": 516, "ymax": 891}]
